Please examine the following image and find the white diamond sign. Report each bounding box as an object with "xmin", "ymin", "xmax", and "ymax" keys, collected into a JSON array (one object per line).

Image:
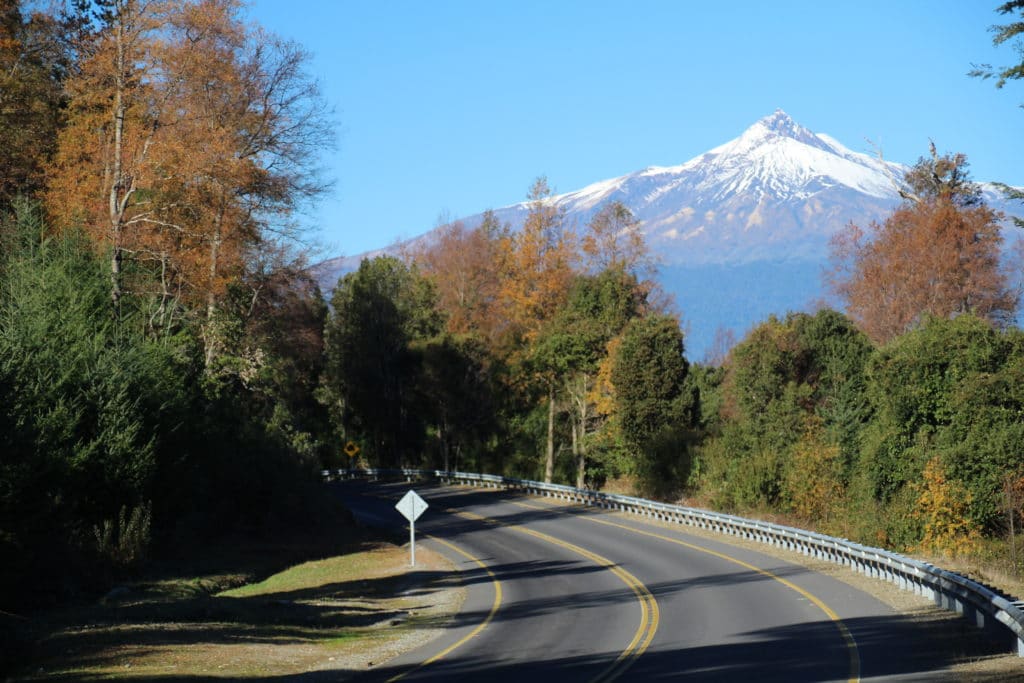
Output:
[
  {"xmin": 395, "ymin": 489, "xmax": 428, "ymax": 522},
  {"xmin": 395, "ymin": 490, "xmax": 428, "ymax": 566}
]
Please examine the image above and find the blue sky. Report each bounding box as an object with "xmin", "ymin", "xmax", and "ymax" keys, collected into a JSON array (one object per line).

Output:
[{"xmin": 248, "ymin": 1, "xmax": 1024, "ymax": 258}]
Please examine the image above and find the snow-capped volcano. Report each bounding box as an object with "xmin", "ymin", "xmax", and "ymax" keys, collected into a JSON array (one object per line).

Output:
[
  {"xmin": 564, "ymin": 109, "xmax": 901, "ymax": 206},
  {"xmin": 314, "ymin": 110, "xmax": 1021, "ymax": 358},
  {"xmin": 468, "ymin": 109, "xmax": 911, "ymax": 265},
  {"xmin": 679, "ymin": 108, "xmax": 902, "ymax": 200}
]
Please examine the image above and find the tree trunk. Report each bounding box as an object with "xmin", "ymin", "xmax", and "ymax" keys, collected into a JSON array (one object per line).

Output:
[
  {"xmin": 439, "ymin": 422, "xmax": 450, "ymax": 472},
  {"xmin": 576, "ymin": 393, "xmax": 587, "ymax": 490},
  {"xmin": 108, "ymin": 10, "xmax": 127, "ymax": 314},
  {"xmin": 568, "ymin": 373, "xmax": 589, "ymax": 489},
  {"xmin": 544, "ymin": 384, "xmax": 555, "ymax": 483},
  {"xmin": 203, "ymin": 214, "xmax": 223, "ymax": 368}
]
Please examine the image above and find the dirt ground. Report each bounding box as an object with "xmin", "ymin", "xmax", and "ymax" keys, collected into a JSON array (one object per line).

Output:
[{"xmin": 3, "ymin": 535, "xmax": 464, "ymax": 682}]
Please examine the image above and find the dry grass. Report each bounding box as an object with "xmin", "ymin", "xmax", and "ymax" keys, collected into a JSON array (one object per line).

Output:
[{"xmin": 6, "ymin": 532, "xmax": 464, "ymax": 681}]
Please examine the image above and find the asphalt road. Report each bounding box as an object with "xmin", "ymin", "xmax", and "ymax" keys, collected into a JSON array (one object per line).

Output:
[{"xmin": 331, "ymin": 481, "xmax": 975, "ymax": 682}]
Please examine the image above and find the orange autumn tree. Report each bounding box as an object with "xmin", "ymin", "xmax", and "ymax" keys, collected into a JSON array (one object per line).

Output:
[
  {"xmin": 160, "ymin": 3, "xmax": 330, "ymax": 361},
  {"xmin": 46, "ymin": 0, "xmax": 177, "ymax": 312},
  {"xmin": 46, "ymin": 0, "xmax": 329, "ymax": 348},
  {"xmin": 0, "ymin": 0, "xmax": 65, "ymax": 208},
  {"xmin": 829, "ymin": 147, "xmax": 1016, "ymax": 344},
  {"xmin": 914, "ymin": 457, "xmax": 982, "ymax": 558},
  {"xmin": 499, "ymin": 178, "xmax": 577, "ymax": 339},
  {"xmin": 413, "ymin": 212, "xmax": 509, "ymax": 344},
  {"xmin": 499, "ymin": 177, "xmax": 577, "ymax": 482}
]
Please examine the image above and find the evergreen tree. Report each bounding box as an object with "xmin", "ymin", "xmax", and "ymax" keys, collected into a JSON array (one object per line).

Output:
[
  {"xmin": 324, "ymin": 257, "xmax": 442, "ymax": 467},
  {"xmin": 610, "ymin": 314, "xmax": 693, "ymax": 497},
  {"xmin": 533, "ymin": 268, "xmax": 647, "ymax": 487},
  {"xmin": 970, "ymin": 2, "xmax": 1024, "ymax": 225}
]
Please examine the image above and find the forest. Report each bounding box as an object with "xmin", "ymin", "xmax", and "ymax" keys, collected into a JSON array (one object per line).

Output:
[{"xmin": 3, "ymin": 0, "xmax": 1024, "ymax": 615}]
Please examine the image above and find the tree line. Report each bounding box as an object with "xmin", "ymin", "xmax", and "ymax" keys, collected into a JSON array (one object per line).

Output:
[
  {"xmin": 0, "ymin": 0, "xmax": 334, "ymax": 610},
  {"xmin": 322, "ymin": 148, "xmax": 1024, "ymax": 571},
  {"xmin": 321, "ymin": 178, "xmax": 694, "ymax": 498},
  {"xmin": 3, "ymin": 0, "xmax": 1024, "ymax": 613}
]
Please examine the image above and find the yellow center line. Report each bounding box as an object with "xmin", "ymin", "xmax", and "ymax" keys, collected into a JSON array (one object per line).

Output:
[
  {"xmin": 514, "ymin": 498, "xmax": 861, "ymax": 683},
  {"xmin": 451, "ymin": 506, "xmax": 659, "ymax": 683},
  {"xmin": 367, "ymin": 488, "xmax": 658, "ymax": 680},
  {"xmin": 385, "ymin": 534, "xmax": 502, "ymax": 683}
]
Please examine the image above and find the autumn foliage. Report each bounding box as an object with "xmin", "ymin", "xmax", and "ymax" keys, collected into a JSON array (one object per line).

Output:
[
  {"xmin": 914, "ymin": 457, "xmax": 982, "ymax": 558},
  {"xmin": 45, "ymin": 0, "xmax": 329, "ymax": 333},
  {"xmin": 498, "ymin": 177, "xmax": 578, "ymax": 342},
  {"xmin": 8, "ymin": 0, "xmax": 1024, "ymax": 618},
  {"xmin": 1, "ymin": 0, "xmax": 334, "ymax": 612},
  {"xmin": 829, "ymin": 149, "xmax": 1015, "ymax": 344},
  {"xmin": 412, "ymin": 215, "xmax": 508, "ymax": 343}
]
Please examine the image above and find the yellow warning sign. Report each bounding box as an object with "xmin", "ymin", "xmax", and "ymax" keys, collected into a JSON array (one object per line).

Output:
[{"xmin": 344, "ymin": 441, "xmax": 360, "ymax": 458}]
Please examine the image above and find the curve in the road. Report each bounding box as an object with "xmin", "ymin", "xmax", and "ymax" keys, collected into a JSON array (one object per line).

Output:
[
  {"xmin": 444, "ymin": 506, "xmax": 660, "ymax": 683},
  {"xmin": 511, "ymin": 499, "xmax": 861, "ymax": 683},
  {"xmin": 337, "ymin": 482, "xmax": 935, "ymax": 681},
  {"xmin": 369, "ymin": 493, "xmax": 656, "ymax": 682}
]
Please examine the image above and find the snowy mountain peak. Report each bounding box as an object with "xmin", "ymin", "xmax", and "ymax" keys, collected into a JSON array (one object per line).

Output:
[
  {"xmin": 688, "ymin": 110, "xmax": 905, "ymax": 203},
  {"xmin": 738, "ymin": 108, "xmax": 825, "ymax": 150},
  {"xmin": 548, "ymin": 110, "xmax": 905, "ymax": 218},
  {"xmin": 316, "ymin": 110, "xmax": 1016, "ymax": 281}
]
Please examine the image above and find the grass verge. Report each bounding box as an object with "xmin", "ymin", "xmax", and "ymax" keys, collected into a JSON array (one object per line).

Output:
[{"xmin": 3, "ymin": 519, "xmax": 464, "ymax": 681}]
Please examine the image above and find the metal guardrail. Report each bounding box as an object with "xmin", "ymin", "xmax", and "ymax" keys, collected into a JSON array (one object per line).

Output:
[{"xmin": 324, "ymin": 466, "xmax": 1024, "ymax": 657}]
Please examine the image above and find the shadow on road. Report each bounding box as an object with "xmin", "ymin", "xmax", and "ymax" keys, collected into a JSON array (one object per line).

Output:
[
  {"xmin": 45, "ymin": 609, "xmax": 1016, "ymax": 682},
  {"xmin": 13, "ymin": 481, "xmax": 1018, "ymax": 681}
]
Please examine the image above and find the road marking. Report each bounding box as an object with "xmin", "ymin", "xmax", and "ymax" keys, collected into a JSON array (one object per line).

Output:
[
  {"xmin": 385, "ymin": 533, "xmax": 502, "ymax": 683},
  {"xmin": 514, "ymin": 498, "xmax": 862, "ymax": 683},
  {"xmin": 365, "ymin": 486, "xmax": 658, "ymax": 680},
  {"xmin": 450, "ymin": 507, "xmax": 659, "ymax": 683}
]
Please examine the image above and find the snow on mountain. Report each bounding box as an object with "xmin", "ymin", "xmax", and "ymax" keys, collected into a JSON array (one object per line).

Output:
[
  {"xmin": 313, "ymin": 110, "xmax": 1023, "ymax": 359},
  {"xmin": 457, "ymin": 109, "xmax": 915, "ymax": 266}
]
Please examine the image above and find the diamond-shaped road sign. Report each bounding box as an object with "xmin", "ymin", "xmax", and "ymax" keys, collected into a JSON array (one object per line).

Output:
[
  {"xmin": 395, "ymin": 489, "xmax": 428, "ymax": 522},
  {"xmin": 395, "ymin": 489, "xmax": 428, "ymax": 566}
]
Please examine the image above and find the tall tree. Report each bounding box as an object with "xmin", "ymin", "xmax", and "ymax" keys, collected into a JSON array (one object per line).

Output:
[
  {"xmin": 413, "ymin": 213, "xmax": 508, "ymax": 343},
  {"xmin": 500, "ymin": 177, "xmax": 577, "ymax": 340},
  {"xmin": 610, "ymin": 314, "xmax": 692, "ymax": 496},
  {"xmin": 0, "ymin": 0, "xmax": 67, "ymax": 211},
  {"xmin": 533, "ymin": 268, "xmax": 646, "ymax": 487},
  {"xmin": 828, "ymin": 149, "xmax": 1015, "ymax": 344},
  {"xmin": 499, "ymin": 177, "xmax": 577, "ymax": 482},
  {"xmin": 45, "ymin": 0, "xmax": 330, "ymax": 328},
  {"xmin": 323, "ymin": 257, "xmax": 442, "ymax": 468},
  {"xmin": 971, "ymin": 2, "xmax": 1024, "ymax": 225},
  {"xmin": 970, "ymin": 1, "xmax": 1024, "ymax": 91},
  {"xmin": 46, "ymin": 0, "xmax": 171, "ymax": 311},
  {"xmin": 415, "ymin": 333, "xmax": 498, "ymax": 473},
  {"xmin": 581, "ymin": 200, "xmax": 653, "ymax": 277}
]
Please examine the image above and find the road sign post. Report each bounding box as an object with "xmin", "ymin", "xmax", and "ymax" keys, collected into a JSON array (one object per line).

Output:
[{"xmin": 395, "ymin": 489, "xmax": 428, "ymax": 566}]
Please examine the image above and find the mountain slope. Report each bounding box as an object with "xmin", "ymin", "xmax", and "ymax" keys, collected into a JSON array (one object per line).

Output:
[
  {"xmin": 456, "ymin": 109, "xmax": 911, "ymax": 265},
  {"xmin": 314, "ymin": 110, "xmax": 1022, "ymax": 359}
]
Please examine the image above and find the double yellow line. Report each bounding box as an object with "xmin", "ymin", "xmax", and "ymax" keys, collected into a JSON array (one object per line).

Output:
[
  {"xmin": 514, "ymin": 499, "xmax": 862, "ymax": 683},
  {"xmin": 386, "ymin": 501, "xmax": 660, "ymax": 682},
  {"xmin": 453, "ymin": 507, "xmax": 660, "ymax": 683},
  {"xmin": 371, "ymin": 486, "xmax": 857, "ymax": 683}
]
